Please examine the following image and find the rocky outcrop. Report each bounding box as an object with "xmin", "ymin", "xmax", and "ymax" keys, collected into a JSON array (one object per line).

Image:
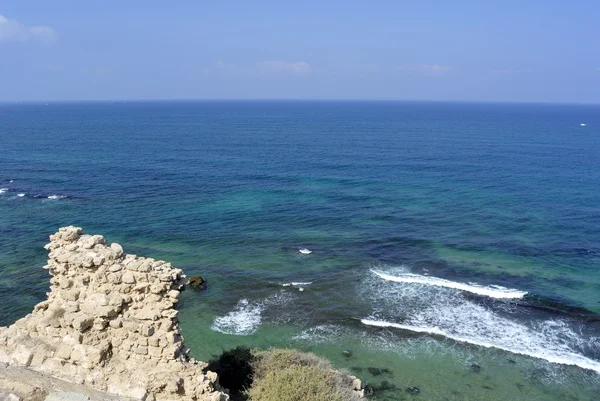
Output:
[{"xmin": 0, "ymin": 227, "xmax": 228, "ymax": 401}]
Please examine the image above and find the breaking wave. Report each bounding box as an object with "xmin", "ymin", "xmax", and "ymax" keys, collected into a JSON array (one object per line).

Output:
[{"xmin": 371, "ymin": 269, "xmax": 527, "ymax": 299}]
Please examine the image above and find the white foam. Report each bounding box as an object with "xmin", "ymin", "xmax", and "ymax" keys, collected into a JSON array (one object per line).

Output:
[
  {"xmin": 0, "ymin": 188, "xmax": 7, "ymax": 194},
  {"xmin": 361, "ymin": 319, "xmax": 600, "ymax": 374},
  {"xmin": 9, "ymin": 180, "xmax": 13, "ymax": 183},
  {"xmin": 292, "ymin": 324, "xmax": 344, "ymax": 343},
  {"xmin": 580, "ymin": 123, "xmax": 587, "ymax": 127},
  {"xmin": 299, "ymin": 248, "xmax": 312, "ymax": 254},
  {"xmin": 371, "ymin": 269, "xmax": 527, "ymax": 299},
  {"xmin": 282, "ymin": 282, "xmax": 313, "ymax": 287},
  {"xmin": 17, "ymin": 193, "xmax": 25, "ymax": 197},
  {"xmin": 47, "ymin": 195, "xmax": 67, "ymax": 200},
  {"xmin": 211, "ymin": 299, "xmax": 263, "ymax": 335}
]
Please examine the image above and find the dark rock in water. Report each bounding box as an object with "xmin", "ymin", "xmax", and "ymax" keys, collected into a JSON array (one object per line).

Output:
[
  {"xmin": 189, "ymin": 276, "xmax": 206, "ymax": 291},
  {"xmin": 351, "ymin": 366, "xmax": 363, "ymax": 373},
  {"xmin": 367, "ymin": 366, "xmax": 393, "ymax": 377},
  {"xmin": 469, "ymin": 363, "xmax": 482, "ymax": 373},
  {"xmin": 508, "ymin": 359, "xmax": 517, "ymax": 364},
  {"xmin": 363, "ymin": 385, "xmax": 374, "ymax": 396},
  {"xmin": 343, "ymin": 350, "xmax": 353, "ymax": 358},
  {"xmin": 367, "ymin": 367, "xmax": 382, "ymax": 376},
  {"xmin": 377, "ymin": 380, "xmax": 397, "ymax": 392},
  {"xmin": 406, "ymin": 386, "xmax": 420, "ymax": 394},
  {"xmin": 381, "ymin": 367, "xmax": 392, "ymax": 376}
]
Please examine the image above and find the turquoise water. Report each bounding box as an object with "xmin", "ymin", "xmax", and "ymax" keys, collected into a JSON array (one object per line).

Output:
[{"xmin": 1, "ymin": 101, "xmax": 600, "ymax": 400}]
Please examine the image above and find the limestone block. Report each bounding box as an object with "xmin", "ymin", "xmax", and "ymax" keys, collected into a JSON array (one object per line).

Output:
[
  {"xmin": 93, "ymin": 318, "xmax": 109, "ymax": 331},
  {"xmin": 92, "ymin": 254, "xmax": 105, "ymax": 267},
  {"xmin": 62, "ymin": 333, "xmax": 83, "ymax": 345},
  {"xmin": 63, "ymin": 289, "xmax": 80, "ymax": 302},
  {"xmin": 107, "ymin": 272, "xmax": 122, "ymax": 284},
  {"xmin": 58, "ymin": 277, "xmax": 73, "ymax": 289},
  {"xmin": 122, "ymin": 272, "xmax": 136, "ymax": 284},
  {"xmin": 133, "ymin": 283, "xmax": 150, "ymax": 292},
  {"xmin": 108, "ymin": 263, "xmax": 122, "ymax": 272},
  {"xmin": 55, "ymin": 344, "xmax": 72, "ymax": 360},
  {"xmin": 148, "ymin": 337, "xmax": 160, "ymax": 347},
  {"xmin": 140, "ymin": 324, "xmax": 155, "ymax": 337},
  {"xmin": 70, "ymin": 347, "xmax": 83, "ymax": 362},
  {"xmin": 125, "ymin": 260, "xmax": 141, "ymax": 271},
  {"xmin": 10, "ymin": 346, "xmax": 33, "ymax": 367},
  {"xmin": 65, "ymin": 301, "xmax": 80, "ymax": 313},
  {"xmin": 71, "ymin": 313, "xmax": 93, "ymax": 332},
  {"xmin": 110, "ymin": 242, "xmax": 123, "ymax": 257},
  {"xmin": 148, "ymin": 346, "xmax": 162, "ymax": 358},
  {"xmin": 81, "ymin": 254, "xmax": 94, "ymax": 268},
  {"xmin": 30, "ymin": 349, "xmax": 49, "ymax": 367},
  {"xmin": 134, "ymin": 308, "xmax": 159, "ymax": 321}
]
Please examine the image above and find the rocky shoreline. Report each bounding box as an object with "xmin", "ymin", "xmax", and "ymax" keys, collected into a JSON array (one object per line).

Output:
[
  {"xmin": 0, "ymin": 227, "xmax": 364, "ymax": 401},
  {"xmin": 0, "ymin": 226, "xmax": 228, "ymax": 401}
]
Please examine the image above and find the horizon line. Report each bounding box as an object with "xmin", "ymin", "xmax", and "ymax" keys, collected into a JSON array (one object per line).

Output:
[{"xmin": 1, "ymin": 98, "xmax": 599, "ymax": 106}]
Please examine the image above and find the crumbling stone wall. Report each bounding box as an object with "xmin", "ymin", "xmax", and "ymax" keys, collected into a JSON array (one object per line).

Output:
[{"xmin": 0, "ymin": 226, "xmax": 228, "ymax": 401}]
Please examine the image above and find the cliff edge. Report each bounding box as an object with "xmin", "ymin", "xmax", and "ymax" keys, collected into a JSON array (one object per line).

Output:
[{"xmin": 0, "ymin": 226, "xmax": 228, "ymax": 401}]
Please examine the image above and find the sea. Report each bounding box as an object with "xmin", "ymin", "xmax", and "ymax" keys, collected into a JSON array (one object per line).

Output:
[{"xmin": 1, "ymin": 101, "xmax": 599, "ymax": 400}]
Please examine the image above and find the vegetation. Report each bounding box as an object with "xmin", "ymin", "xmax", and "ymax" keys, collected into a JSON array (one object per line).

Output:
[
  {"xmin": 205, "ymin": 347, "xmax": 361, "ymax": 401},
  {"xmin": 188, "ymin": 276, "xmax": 206, "ymax": 291}
]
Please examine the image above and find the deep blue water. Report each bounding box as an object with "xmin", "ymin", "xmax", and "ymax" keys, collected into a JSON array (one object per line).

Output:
[{"xmin": 1, "ymin": 101, "xmax": 600, "ymax": 400}]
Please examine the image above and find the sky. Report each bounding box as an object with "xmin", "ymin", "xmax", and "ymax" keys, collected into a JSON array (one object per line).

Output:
[{"xmin": 1, "ymin": 1, "xmax": 599, "ymax": 103}]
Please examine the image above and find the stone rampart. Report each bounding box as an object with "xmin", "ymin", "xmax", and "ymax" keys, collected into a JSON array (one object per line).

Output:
[{"xmin": 0, "ymin": 226, "xmax": 228, "ymax": 401}]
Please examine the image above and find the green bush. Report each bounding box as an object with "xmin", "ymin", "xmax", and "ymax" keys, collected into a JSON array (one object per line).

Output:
[
  {"xmin": 206, "ymin": 347, "xmax": 360, "ymax": 401},
  {"xmin": 247, "ymin": 348, "xmax": 359, "ymax": 401}
]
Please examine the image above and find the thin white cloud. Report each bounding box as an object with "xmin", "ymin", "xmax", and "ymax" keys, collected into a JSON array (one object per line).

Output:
[
  {"xmin": 410, "ymin": 64, "xmax": 453, "ymax": 76},
  {"xmin": 203, "ymin": 60, "xmax": 313, "ymax": 77},
  {"xmin": 258, "ymin": 61, "xmax": 312, "ymax": 75},
  {"xmin": 0, "ymin": 14, "xmax": 57, "ymax": 42}
]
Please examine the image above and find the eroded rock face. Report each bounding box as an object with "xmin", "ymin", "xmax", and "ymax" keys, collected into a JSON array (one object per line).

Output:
[{"xmin": 0, "ymin": 226, "xmax": 228, "ymax": 401}]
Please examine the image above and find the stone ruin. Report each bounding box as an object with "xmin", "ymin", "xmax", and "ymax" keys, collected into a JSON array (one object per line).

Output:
[{"xmin": 0, "ymin": 226, "xmax": 229, "ymax": 401}]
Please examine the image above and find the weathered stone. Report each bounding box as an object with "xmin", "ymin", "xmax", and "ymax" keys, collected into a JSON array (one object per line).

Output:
[
  {"xmin": 140, "ymin": 325, "xmax": 155, "ymax": 337},
  {"xmin": 10, "ymin": 347, "xmax": 33, "ymax": 367},
  {"xmin": 55, "ymin": 344, "xmax": 72, "ymax": 360},
  {"xmin": 122, "ymin": 272, "xmax": 136, "ymax": 284},
  {"xmin": 110, "ymin": 242, "xmax": 123, "ymax": 257},
  {"xmin": 71, "ymin": 313, "xmax": 93, "ymax": 332},
  {"xmin": 108, "ymin": 263, "xmax": 122, "ymax": 272},
  {"xmin": 0, "ymin": 227, "xmax": 235, "ymax": 401}
]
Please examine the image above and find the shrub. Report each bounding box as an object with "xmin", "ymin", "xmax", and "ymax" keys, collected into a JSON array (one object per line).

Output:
[
  {"xmin": 247, "ymin": 348, "xmax": 359, "ymax": 401},
  {"xmin": 206, "ymin": 347, "xmax": 360, "ymax": 401}
]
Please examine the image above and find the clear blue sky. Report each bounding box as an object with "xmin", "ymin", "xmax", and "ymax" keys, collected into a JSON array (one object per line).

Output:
[{"xmin": 1, "ymin": 1, "xmax": 599, "ymax": 102}]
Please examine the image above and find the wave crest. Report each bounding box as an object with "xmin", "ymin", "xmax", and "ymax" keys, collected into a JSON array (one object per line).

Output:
[{"xmin": 371, "ymin": 269, "xmax": 527, "ymax": 299}]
